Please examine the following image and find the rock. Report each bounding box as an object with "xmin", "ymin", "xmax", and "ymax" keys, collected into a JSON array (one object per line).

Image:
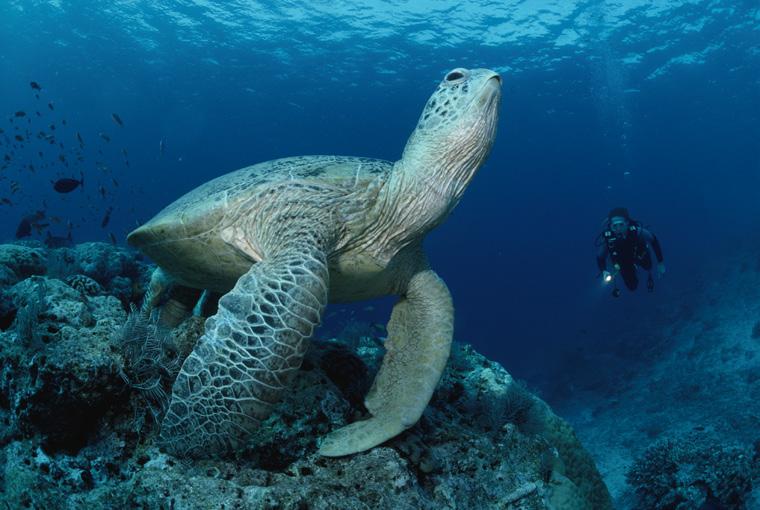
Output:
[
  {"xmin": 0, "ymin": 244, "xmax": 46, "ymax": 286},
  {"xmin": 0, "ymin": 242, "xmax": 612, "ymax": 509},
  {"xmin": 0, "ymin": 269, "xmax": 129, "ymax": 454},
  {"xmin": 71, "ymin": 243, "xmax": 137, "ymax": 283}
]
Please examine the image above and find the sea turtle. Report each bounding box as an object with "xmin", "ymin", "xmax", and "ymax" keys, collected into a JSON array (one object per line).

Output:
[{"xmin": 127, "ymin": 67, "xmax": 502, "ymax": 458}]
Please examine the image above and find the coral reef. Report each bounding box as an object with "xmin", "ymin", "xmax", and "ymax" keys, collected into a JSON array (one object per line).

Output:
[
  {"xmin": 0, "ymin": 241, "xmax": 611, "ymax": 509},
  {"xmin": 626, "ymin": 432, "xmax": 759, "ymax": 509}
]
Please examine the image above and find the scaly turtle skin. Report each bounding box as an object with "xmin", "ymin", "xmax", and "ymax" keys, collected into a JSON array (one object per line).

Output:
[{"xmin": 127, "ymin": 68, "xmax": 502, "ymax": 458}]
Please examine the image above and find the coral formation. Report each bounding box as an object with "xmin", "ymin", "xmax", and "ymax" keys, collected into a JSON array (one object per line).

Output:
[
  {"xmin": 626, "ymin": 432, "xmax": 759, "ymax": 509},
  {"xmin": 115, "ymin": 305, "xmax": 199, "ymax": 421}
]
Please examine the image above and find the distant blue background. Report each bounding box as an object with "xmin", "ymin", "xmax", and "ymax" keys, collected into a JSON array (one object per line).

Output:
[{"xmin": 1, "ymin": 1, "xmax": 758, "ymax": 387}]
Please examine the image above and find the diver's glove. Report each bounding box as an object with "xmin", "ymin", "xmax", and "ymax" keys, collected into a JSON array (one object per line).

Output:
[{"xmin": 656, "ymin": 262, "xmax": 666, "ymax": 278}]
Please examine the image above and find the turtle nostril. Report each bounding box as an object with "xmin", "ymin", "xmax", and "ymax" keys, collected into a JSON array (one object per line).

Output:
[{"xmin": 446, "ymin": 71, "xmax": 464, "ymax": 82}]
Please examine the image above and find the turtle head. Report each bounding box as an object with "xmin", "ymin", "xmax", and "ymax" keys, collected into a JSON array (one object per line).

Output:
[
  {"xmin": 370, "ymin": 68, "xmax": 501, "ymax": 252},
  {"xmin": 399, "ymin": 68, "xmax": 502, "ymax": 204}
]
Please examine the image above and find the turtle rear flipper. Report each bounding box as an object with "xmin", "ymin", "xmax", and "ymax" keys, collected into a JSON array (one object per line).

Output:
[
  {"xmin": 159, "ymin": 238, "xmax": 330, "ymax": 458},
  {"xmin": 141, "ymin": 267, "xmax": 173, "ymax": 313},
  {"xmin": 140, "ymin": 268, "xmax": 207, "ymax": 328},
  {"xmin": 319, "ymin": 268, "xmax": 453, "ymax": 456}
]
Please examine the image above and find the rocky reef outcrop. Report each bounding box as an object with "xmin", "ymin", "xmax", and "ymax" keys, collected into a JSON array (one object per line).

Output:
[
  {"xmin": 550, "ymin": 243, "xmax": 760, "ymax": 509},
  {"xmin": 0, "ymin": 241, "xmax": 612, "ymax": 509}
]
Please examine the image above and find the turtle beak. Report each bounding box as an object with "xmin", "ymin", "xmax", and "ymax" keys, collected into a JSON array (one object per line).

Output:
[
  {"xmin": 477, "ymin": 72, "xmax": 502, "ymax": 109},
  {"xmin": 484, "ymin": 73, "xmax": 501, "ymax": 93}
]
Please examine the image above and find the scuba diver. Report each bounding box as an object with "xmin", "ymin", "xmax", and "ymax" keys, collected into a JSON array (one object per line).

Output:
[{"xmin": 596, "ymin": 207, "xmax": 665, "ymax": 297}]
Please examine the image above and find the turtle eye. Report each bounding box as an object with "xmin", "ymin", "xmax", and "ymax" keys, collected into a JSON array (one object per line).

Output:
[{"xmin": 445, "ymin": 70, "xmax": 465, "ymax": 82}]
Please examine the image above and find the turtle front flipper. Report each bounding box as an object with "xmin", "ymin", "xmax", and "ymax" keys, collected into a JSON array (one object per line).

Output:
[
  {"xmin": 318, "ymin": 268, "xmax": 453, "ymax": 457},
  {"xmin": 159, "ymin": 242, "xmax": 330, "ymax": 458}
]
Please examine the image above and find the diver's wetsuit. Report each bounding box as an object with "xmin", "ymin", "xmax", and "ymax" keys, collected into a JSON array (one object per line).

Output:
[{"xmin": 597, "ymin": 224, "xmax": 664, "ymax": 291}]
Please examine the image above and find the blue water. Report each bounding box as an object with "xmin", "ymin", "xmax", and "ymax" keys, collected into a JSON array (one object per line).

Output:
[{"xmin": 0, "ymin": 0, "xmax": 758, "ymax": 384}]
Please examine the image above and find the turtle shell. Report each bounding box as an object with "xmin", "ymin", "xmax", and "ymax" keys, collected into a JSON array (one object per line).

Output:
[{"xmin": 127, "ymin": 155, "xmax": 391, "ymax": 291}]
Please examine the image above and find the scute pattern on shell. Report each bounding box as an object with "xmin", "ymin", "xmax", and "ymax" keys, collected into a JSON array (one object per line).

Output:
[{"xmin": 156, "ymin": 155, "xmax": 392, "ymax": 223}]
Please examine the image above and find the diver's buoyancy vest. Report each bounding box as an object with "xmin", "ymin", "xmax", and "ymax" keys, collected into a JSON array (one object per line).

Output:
[{"xmin": 603, "ymin": 222, "xmax": 643, "ymax": 262}]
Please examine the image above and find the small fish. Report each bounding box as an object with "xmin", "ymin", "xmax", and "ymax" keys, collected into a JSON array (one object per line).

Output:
[
  {"xmin": 10, "ymin": 181, "xmax": 20, "ymax": 193},
  {"xmin": 15, "ymin": 217, "xmax": 31, "ymax": 238},
  {"xmin": 38, "ymin": 151, "xmax": 43, "ymax": 158},
  {"xmin": 99, "ymin": 132, "xmax": 111, "ymax": 142},
  {"xmin": 62, "ymin": 119, "xmax": 67, "ymax": 125},
  {"xmin": 108, "ymin": 232, "xmax": 117, "ymax": 245},
  {"xmin": 159, "ymin": 138, "xmax": 165, "ymax": 157},
  {"xmin": 112, "ymin": 177, "xmax": 119, "ymax": 187},
  {"xmin": 98, "ymin": 185, "xmax": 107, "ymax": 198},
  {"xmin": 58, "ymin": 154, "xmax": 66, "ymax": 163},
  {"xmin": 52, "ymin": 173, "xmax": 84, "ymax": 193},
  {"xmin": 30, "ymin": 81, "xmax": 42, "ymax": 90},
  {"xmin": 75, "ymin": 132, "xmax": 84, "ymax": 146},
  {"xmin": 14, "ymin": 135, "xmax": 23, "ymax": 142},
  {"xmin": 0, "ymin": 198, "xmax": 12, "ymax": 206},
  {"xmin": 35, "ymin": 111, "xmax": 41, "ymax": 117},
  {"xmin": 101, "ymin": 206, "xmax": 113, "ymax": 228},
  {"xmin": 121, "ymin": 148, "xmax": 128, "ymax": 158},
  {"xmin": 111, "ymin": 113, "xmax": 124, "ymax": 127},
  {"xmin": 14, "ymin": 111, "xmax": 26, "ymax": 117},
  {"xmin": 48, "ymin": 102, "xmax": 54, "ymax": 110},
  {"xmin": 15, "ymin": 210, "xmax": 45, "ymax": 239}
]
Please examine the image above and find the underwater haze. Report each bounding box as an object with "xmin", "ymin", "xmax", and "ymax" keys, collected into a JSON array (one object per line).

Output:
[{"xmin": 1, "ymin": 1, "xmax": 759, "ymax": 385}]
